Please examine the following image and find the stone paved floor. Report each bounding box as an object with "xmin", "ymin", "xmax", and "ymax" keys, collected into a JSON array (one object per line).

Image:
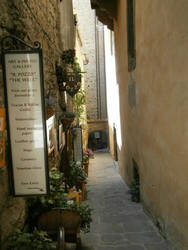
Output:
[{"xmin": 81, "ymin": 152, "xmax": 172, "ymax": 250}]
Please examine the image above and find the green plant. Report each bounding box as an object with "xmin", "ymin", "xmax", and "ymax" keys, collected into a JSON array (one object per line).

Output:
[
  {"xmin": 83, "ymin": 148, "xmax": 94, "ymax": 158},
  {"xmin": 3, "ymin": 228, "xmax": 56, "ymax": 250},
  {"xmin": 25, "ymin": 167, "xmax": 92, "ymax": 235},
  {"xmin": 56, "ymin": 50, "xmax": 83, "ymax": 97},
  {"xmin": 72, "ymin": 57, "xmax": 82, "ymax": 77},
  {"xmin": 56, "ymin": 62, "xmax": 67, "ymax": 85},
  {"xmin": 57, "ymin": 50, "xmax": 82, "ymax": 85},
  {"xmin": 73, "ymin": 89, "xmax": 86, "ymax": 126},
  {"xmin": 67, "ymin": 161, "xmax": 87, "ymax": 189},
  {"xmin": 128, "ymin": 178, "xmax": 140, "ymax": 202},
  {"xmin": 83, "ymin": 154, "xmax": 89, "ymax": 163},
  {"xmin": 77, "ymin": 204, "xmax": 92, "ymax": 233},
  {"xmin": 63, "ymin": 202, "xmax": 92, "ymax": 233},
  {"xmin": 40, "ymin": 168, "xmax": 68, "ymax": 208},
  {"xmin": 26, "ymin": 168, "xmax": 68, "ymax": 230},
  {"xmin": 61, "ymin": 49, "xmax": 75, "ymax": 64}
]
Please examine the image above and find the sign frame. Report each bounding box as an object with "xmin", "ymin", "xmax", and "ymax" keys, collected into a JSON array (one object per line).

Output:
[{"xmin": 1, "ymin": 35, "xmax": 49, "ymax": 197}]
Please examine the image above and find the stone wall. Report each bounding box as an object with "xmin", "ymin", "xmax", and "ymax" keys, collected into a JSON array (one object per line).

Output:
[
  {"xmin": 0, "ymin": 0, "xmax": 62, "ymax": 242},
  {"xmin": 87, "ymin": 119, "xmax": 108, "ymax": 134},
  {"xmin": 114, "ymin": 1, "xmax": 188, "ymax": 249},
  {"xmin": 95, "ymin": 20, "xmax": 107, "ymax": 119},
  {"xmin": 59, "ymin": 0, "xmax": 75, "ymax": 50},
  {"xmin": 73, "ymin": 0, "xmax": 98, "ymax": 120}
]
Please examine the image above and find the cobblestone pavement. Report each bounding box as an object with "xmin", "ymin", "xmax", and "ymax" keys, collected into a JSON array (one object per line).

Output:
[{"xmin": 81, "ymin": 152, "xmax": 172, "ymax": 250}]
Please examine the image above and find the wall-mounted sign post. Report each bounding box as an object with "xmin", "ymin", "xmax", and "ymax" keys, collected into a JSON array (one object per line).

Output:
[
  {"xmin": 1, "ymin": 36, "xmax": 49, "ymax": 196},
  {"xmin": 72, "ymin": 127, "xmax": 83, "ymax": 162}
]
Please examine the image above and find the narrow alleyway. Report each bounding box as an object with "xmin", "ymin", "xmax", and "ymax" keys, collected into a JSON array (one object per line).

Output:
[{"xmin": 81, "ymin": 152, "xmax": 171, "ymax": 250}]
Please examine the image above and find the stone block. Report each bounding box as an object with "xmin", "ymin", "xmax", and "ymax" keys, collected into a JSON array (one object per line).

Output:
[{"xmin": 0, "ymin": 197, "xmax": 25, "ymax": 240}]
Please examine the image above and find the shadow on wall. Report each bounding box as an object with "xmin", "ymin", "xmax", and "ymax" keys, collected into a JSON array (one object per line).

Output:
[{"xmin": 88, "ymin": 131, "xmax": 108, "ymax": 151}]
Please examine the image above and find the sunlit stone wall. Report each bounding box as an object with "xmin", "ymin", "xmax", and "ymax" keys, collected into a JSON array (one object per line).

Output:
[{"xmin": 0, "ymin": 0, "xmax": 62, "ymax": 242}]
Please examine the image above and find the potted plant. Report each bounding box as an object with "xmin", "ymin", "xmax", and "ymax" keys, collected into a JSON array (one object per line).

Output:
[
  {"xmin": 2, "ymin": 228, "xmax": 56, "ymax": 250},
  {"xmin": 82, "ymin": 155, "xmax": 89, "ymax": 176},
  {"xmin": 56, "ymin": 50, "xmax": 83, "ymax": 97},
  {"xmin": 63, "ymin": 201, "xmax": 92, "ymax": 233},
  {"xmin": 26, "ymin": 167, "xmax": 92, "ymax": 235},
  {"xmin": 26, "ymin": 168, "xmax": 68, "ymax": 231},
  {"xmin": 82, "ymin": 149, "xmax": 94, "ymax": 176},
  {"xmin": 83, "ymin": 149, "xmax": 94, "ymax": 159},
  {"xmin": 61, "ymin": 49, "xmax": 75, "ymax": 64},
  {"xmin": 37, "ymin": 200, "xmax": 92, "ymax": 237},
  {"xmin": 67, "ymin": 161, "xmax": 87, "ymax": 190}
]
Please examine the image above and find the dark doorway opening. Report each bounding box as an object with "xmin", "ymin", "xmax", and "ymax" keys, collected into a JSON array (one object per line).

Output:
[
  {"xmin": 88, "ymin": 130, "xmax": 108, "ymax": 151},
  {"xmin": 131, "ymin": 159, "xmax": 140, "ymax": 202}
]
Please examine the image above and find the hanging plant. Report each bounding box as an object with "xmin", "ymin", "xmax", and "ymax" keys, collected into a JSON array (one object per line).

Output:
[
  {"xmin": 56, "ymin": 50, "xmax": 83, "ymax": 97},
  {"xmin": 55, "ymin": 62, "xmax": 67, "ymax": 86},
  {"xmin": 61, "ymin": 49, "xmax": 75, "ymax": 64},
  {"xmin": 63, "ymin": 72, "xmax": 81, "ymax": 97}
]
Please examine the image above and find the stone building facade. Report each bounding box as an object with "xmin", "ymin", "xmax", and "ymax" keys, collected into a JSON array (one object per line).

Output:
[
  {"xmin": 73, "ymin": 0, "xmax": 98, "ymax": 120},
  {"xmin": 73, "ymin": 0, "xmax": 108, "ymax": 150},
  {"xmin": 0, "ymin": 0, "xmax": 76, "ymax": 243},
  {"xmin": 92, "ymin": 0, "xmax": 188, "ymax": 249}
]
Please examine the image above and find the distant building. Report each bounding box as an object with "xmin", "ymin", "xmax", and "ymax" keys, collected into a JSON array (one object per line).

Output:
[{"xmin": 73, "ymin": 0, "xmax": 108, "ymax": 151}]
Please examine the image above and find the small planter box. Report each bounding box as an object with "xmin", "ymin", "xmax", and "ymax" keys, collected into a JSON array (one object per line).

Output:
[
  {"xmin": 83, "ymin": 162, "xmax": 89, "ymax": 176},
  {"xmin": 68, "ymin": 191, "xmax": 80, "ymax": 204},
  {"xmin": 81, "ymin": 181, "xmax": 86, "ymax": 201}
]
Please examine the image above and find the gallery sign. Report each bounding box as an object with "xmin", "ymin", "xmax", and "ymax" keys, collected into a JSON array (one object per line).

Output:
[{"xmin": 1, "ymin": 36, "xmax": 49, "ymax": 196}]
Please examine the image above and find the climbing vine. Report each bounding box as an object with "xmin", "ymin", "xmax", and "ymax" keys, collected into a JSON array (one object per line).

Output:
[{"xmin": 73, "ymin": 89, "xmax": 87, "ymax": 127}]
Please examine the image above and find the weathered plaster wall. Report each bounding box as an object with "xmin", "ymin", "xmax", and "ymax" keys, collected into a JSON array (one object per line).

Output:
[
  {"xmin": 114, "ymin": 1, "xmax": 188, "ymax": 249},
  {"xmin": 0, "ymin": 0, "xmax": 62, "ymax": 242}
]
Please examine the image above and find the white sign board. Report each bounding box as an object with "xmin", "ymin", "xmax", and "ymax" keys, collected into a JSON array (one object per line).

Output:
[{"xmin": 3, "ymin": 52, "xmax": 49, "ymax": 196}]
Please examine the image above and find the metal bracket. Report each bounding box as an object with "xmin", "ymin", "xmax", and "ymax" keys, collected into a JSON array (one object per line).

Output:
[{"xmin": 1, "ymin": 35, "xmax": 41, "ymax": 51}]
